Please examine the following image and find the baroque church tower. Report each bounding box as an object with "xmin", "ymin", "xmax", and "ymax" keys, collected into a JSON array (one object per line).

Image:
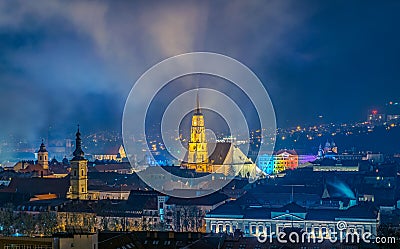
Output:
[
  {"xmin": 37, "ymin": 140, "xmax": 49, "ymax": 170},
  {"xmin": 187, "ymin": 92, "xmax": 210, "ymax": 172},
  {"xmin": 68, "ymin": 126, "xmax": 88, "ymax": 200}
]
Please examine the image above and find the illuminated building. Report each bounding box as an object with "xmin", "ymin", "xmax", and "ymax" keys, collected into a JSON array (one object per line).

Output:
[
  {"xmin": 182, "ymin": 92, "xmax": 258, "ymax": 178},
  {"xmin": 91, "ymin": 144, "xmax": 127, "ymax": 162},
  {"xmin": 205, "ymin": 202, "xmax": 378, "ymax": 238},
  {"xmin": 67, "ymin": 127, "xmax": 88, "ymax": 200},
  {"xmin": 38, "ymin": 141, "xmax": 49, "ymax": 170},
  {"xmin": 208, "ymin": 142, "xmax": 258, "ymax": 178},
  {"xmin": 367, "ymin": 110, "xmax": 385, "ymax": 124},
  {"xmin": 257, "ymin": 150, "xmax": 299, "ymax": 175},
  {"xmin": 317, "ymin": 140, "xmax": 338, "ymax": 160},
  {"xmin": 14, "ymin": 141, "xmax": 51, "ymax": 177},
  {"xmin": 186, "ymin": 92, "xmax": 210, "ymax": 173}
]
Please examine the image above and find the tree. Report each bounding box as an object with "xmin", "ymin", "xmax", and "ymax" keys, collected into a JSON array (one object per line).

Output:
[
  {"xmin": 38, "ymin": 212, "xmax": 57, "ymax": 235},
  {"xmin": 0, "ymin": 203, "xmax": 14, "ymax": 236}
]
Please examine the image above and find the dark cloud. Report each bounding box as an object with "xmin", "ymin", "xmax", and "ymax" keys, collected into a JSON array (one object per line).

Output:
[{"xmin": 0, "ymin": 0, "xmax": 399, "ymax": 141}]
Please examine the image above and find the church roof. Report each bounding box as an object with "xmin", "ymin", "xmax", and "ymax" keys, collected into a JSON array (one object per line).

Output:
[
  {"xmin": 209, "ymin": 143, "xmax": 232, "ymax": 165},
  {"xmin": 90, "ymin": 144, "xmax": 124, "ymax": 155},
  {"xmin": 72, "ymin": 126, "xmax": 85, "ymax": 161},
  {"xmin": 273, "ymin": 202, "xmax": 307, "ymax": 213},
  {"xmin": 274, "ymin": 149, "xmax": 297, "ymax": 156},
  {"xmin": 93, "ymin": 162, "xmax": 132, "ymax": 172},
  {"xmin": 127, "ymin": 190, "xmax": 158, "ymax": 210},
  {"xmin": 1, "ymin": 176, "xmax": 70, "ymax": 197},
  {"xmin": 182, "ymin": 142, "xmax": 232, "ymax": 165},
  {"xmin": 19, "ymin": 163, "xmax": 51, "ymax": 176},
  {"xmin": 208, "ymin": 202, "xmax": 378, "ymax": 222},
  {"xmin": 38, "ymin": 141, "xmax": 48, "ymax": 153}
]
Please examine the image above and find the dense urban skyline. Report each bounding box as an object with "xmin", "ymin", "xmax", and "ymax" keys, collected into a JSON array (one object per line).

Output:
[
  {"xmin": 1, "ymin": 0, "xmax": 400, "ymax": 141},
  {"xmin": 1, "ymin": 2, "xmax": 400, "ymax": 247}
]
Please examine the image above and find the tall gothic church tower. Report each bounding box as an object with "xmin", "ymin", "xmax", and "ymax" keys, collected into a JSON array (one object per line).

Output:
[
  {"xmin": 37, "ymin": 140, "xmax": 49, "ymax": 170},
  {"xmin": 68, "ymin": 126, "xmax": 88, "ymax": 200},
  {"xmin": 187, "ymin": 92, "xmax": 210, "ymax": 172}
]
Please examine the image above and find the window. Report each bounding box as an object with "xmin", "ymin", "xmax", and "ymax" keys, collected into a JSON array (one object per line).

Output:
[
  {"xmin": 245, "ymin": 225, "xmax": 249, "ymax": 234},
  {"xmin": 211, "ymin": 225, "xmax": 216, "ymax": 233},
  {"xmin": 258, "ymin": 225, "xmax": 264, "ymax": 234},
  {"xmin": 218, "ymin": 225, "xmax": 223, "ymax": 233},
  {"xmin": 226, "ymin": 225, "xmax": 230, "ymax": 233}
]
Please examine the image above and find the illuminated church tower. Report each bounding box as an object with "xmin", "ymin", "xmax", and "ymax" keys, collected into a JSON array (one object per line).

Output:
[
  {"xmin": 187, "ymin": 92, "xmax": 210, "ymax": 172},
  {"xmin": 68, "ymin": 126, "xmax": 88, "ymax": 200},
  {"xmin": 37, "ymin": 140, "xmax": 49, "ymax": 170}
]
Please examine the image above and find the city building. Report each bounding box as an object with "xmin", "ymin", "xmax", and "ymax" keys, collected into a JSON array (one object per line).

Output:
[
  {"xmin": 367, "ymin": 110, "xmax": 386, "ymax": 124},
  {"xmin": 317, "ymin": 140, "xmax": 338, "ymax": 159},
  {"xmin": 97, "ymin": 231, "xmax": 204, "ymax": 249},
  {"xmin": 182, "ymin": 93, "xmax": 258, "ymax": 178},
  {"xmin": 185, "ymin": 92, "xmax": 210, "ymax": 173},
  {"xmin": 0, "ymin": 176, "xmax": 70, "ymax": 199},
  {"xmin": 90, "ymin": 144, "xmax": 127, "ymax": 162},
  {"xmin": 13, "ymin": 141, "xmax": 51, "ymax": 177},
  {"xmin": 257, "ymin": 150, "xmax": 299, "ymax": 175},
  {"xmin": 67, "ymin": 127, "xmax": 88, "ymax": 200},
  {"xmin": 205, "ymin": 202, "xmax": 379, "ymax": 238},
  {"xmin": 91, "ymin": 162, "xmax": 133, "ymax": 174}
]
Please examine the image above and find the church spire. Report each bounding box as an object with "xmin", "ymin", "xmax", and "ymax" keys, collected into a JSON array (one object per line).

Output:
[
  {"xmin": 186, "ymin": 91, "xmax": 209, "ymax": 172},
  {"xmin": 195, "ymin": 90, "xmax": 201, "ymax": 114},
  {"xmin": 72, "ymin": 125, "xmax": 85, "ymax": 160},
  {"xmin": 37, "ymin": 139, "xmax": 49, "ymax": 170},
  {"xmin": 38, "ymin": 139, "xmax": 47, "ymax": 152}
]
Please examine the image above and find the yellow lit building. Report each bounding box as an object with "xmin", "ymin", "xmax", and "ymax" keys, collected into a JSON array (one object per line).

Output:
[
  {"xmin": 92, "ymin": 145, "xmax": 127, "ymax": 162},
  {"xmin": 186, "ymin": 93, "xmax": 210, "ymax": 173},
  {"xmin": 182, "ymin": 92, "xmax": 259, "ymax": 178}
]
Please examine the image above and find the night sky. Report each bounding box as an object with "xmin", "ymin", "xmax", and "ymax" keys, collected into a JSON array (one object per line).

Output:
[{"xmin": 1, "ymin": 0, "xmax": 400, "ymax": 140}]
